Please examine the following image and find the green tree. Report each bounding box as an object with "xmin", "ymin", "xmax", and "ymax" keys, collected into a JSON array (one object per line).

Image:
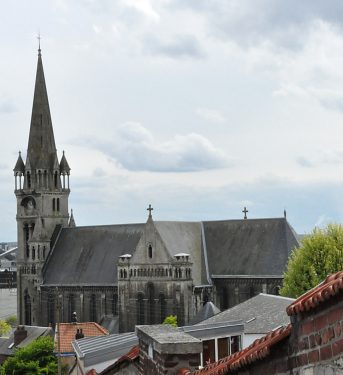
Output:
[
  {"xmin": 163, "ymin": 315, "xmax": 178, "ymax": 327},
  {"xmin": 0, "ymin": 320, "xmax": 11, "ymax": 336},
  {"xmin": 280, "ymin": 223, "xmax": 343, "ymax": 298},
  {"xmin": 1, "ymin": 336, "xmax": 57, "ymax": 375}
]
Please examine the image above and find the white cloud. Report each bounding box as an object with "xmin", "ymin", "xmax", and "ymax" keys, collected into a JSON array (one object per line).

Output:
[
  {"xmin": 195, "ymin": 107, "xmax": 226, "ymax": 124},
  {"xmin": 121, "ymin": 0, "xmax": 160, "ymax": 21},
  {"xmin": 144, "ymin": 34, "xmax": 204, "ymax": 59},
  {"xmin": 78, "ymin": 122, "xmax": 230, "ymax": 172}
]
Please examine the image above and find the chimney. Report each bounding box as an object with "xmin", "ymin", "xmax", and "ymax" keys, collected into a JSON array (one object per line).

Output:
[{"xmin": 14, "ymin": 326, "xmax": 28, "ymax": 346}]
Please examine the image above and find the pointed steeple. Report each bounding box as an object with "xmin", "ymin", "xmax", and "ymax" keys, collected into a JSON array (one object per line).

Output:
[
  {"xmin": 27, "ymin": 47, "xmax": 57, "ymax": 170},
  {"xmin": 60, "ymin": 151, "xmax": 71, "ymax": 174},
  {"xmin": 69, "ymin": 209, "xmax": 76, "ymax": 227},
  {"xmin": 13, "ymin": 151, "xmax": 25, "ymax": 173}
]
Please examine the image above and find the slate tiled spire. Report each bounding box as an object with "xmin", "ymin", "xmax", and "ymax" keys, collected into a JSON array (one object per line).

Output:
[{"xmin": 27, "ymin": 48, "xmax": 57, "ymax": 171}]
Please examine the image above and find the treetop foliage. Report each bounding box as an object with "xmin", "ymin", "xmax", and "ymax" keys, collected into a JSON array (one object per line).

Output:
[
  {"xmin": 162, "ymin": 315, "xmax": 178, "ymax": 327},
  {"xmin": 280, "ymin": 223, "xmax": 343, "ymax": 298},
  {"xmin": 1, "ymin": 336, "xmax": 57, "ymax": 375}
]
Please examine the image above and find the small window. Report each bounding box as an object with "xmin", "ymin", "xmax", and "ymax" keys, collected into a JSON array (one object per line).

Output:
[
  {"xmin": 54, "ymin": 171, "xmax": 58, "ymax": 188},
  {"xmin": 32, "ymin": 247, "xmax": 35, "ymax": 261},
  {"xmin": 27, "ymin": 172, "xmax": 31, "ymax": 188},
  {"xmin": 148, "ymin": 245, "xmax": 152, "ymax": 259},
  {"xmin": 57, "ymin": 198, "xmax": 60, "ymax": 211},
  {"xmin": 52, "ymin": 198, "xmax": 55, "ymax": 211}
]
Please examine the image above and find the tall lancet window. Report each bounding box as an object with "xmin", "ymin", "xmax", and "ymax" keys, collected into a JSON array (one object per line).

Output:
[
  {"xmin": 24, "ymin": 290, "xmax": 32, "ymax": 325},
  {"xmin": 148, "ymin": 245, "xmax": 152, "ymax": 258},
  {"xmin": 147, "ymin": 283, "xmax": 155, "ymax": 324}
]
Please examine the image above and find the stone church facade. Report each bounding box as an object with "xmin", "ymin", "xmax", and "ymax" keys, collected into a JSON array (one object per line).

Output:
[{"xmin": 14, "ymin": 50, "xmax": 300, "ymax": 333}]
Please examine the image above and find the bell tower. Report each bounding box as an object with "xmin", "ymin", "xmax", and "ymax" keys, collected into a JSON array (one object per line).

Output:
[{"xmin": 14, "ymin": 46, "xmax": 71, "ymax": 325}]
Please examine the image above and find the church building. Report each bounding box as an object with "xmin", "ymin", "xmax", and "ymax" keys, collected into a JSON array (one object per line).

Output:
[{"xmin": 14, "ymin": 49, "xmax": 299, "ymax": 333}]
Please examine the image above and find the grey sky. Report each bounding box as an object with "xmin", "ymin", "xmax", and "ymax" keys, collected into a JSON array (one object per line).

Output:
[{"xmin": 2, "ymin": 0, "xmax": 343, "ymax": 240}]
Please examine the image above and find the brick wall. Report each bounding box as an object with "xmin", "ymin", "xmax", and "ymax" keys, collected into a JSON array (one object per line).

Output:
[
  {"xmin": 230, "ymin": 293, "xmax": 343, "ymax": 375},
  {"xmin": 289, "ymin": 293, "xmax": 343, "ymax": 372}
]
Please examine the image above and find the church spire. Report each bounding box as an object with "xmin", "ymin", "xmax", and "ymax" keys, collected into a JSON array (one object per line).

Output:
[{"xmin": 27, "ymin": 46, "xmax": 57, "ymax": 170}]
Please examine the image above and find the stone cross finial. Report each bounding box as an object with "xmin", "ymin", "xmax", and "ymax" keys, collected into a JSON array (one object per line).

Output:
[
  {"xmin": 242, "ymin": 206, "xmax": 248, "ymax": 220},
  {"xmin": 147, "ymin": 204, "xmax": 153, "ymax": 217}
]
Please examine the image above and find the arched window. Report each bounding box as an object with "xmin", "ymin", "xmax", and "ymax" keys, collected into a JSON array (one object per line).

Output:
[
  {"xmin": 148, "ymin": 245, "xmax": 152, "ymax": 258},
  {"xmin": 43, "ymin": 246, "xmax": 46, "ymax": 259},
  {"xmin": 52, "ymin": 198, "xmax": 55, "ymax": 211},
  {"xmin": 32, "ymin": 247, "xmax": 35, "ymax": 260},
  {"xmin": 147, "ymin": 283, "xmax": 155, "ymax": 324},
  {"xmin": 112, "ymin": 294, "xmax": 118, "ymax": 315},
  {"xmin": 57, "ymin": 198, "xmax": 60, "ymax": 211},
  {"xmin": 54, "ymin": 171, "xmax": 58, "ymax": 188},
  {"xmin": 24, "ymin": 290, "xmax": 32, "ymax": 325},
  {"xmin": 137, "ymin": 293, "xmax": 144, "ymax": 325},
  {"xmin": 90, "ymin": 294, "xmax": 97, "ymax": 322},
  {"xmin": 134, "ymin": 269, "xmax": 137, "ymax": 277},
  {"xmin": 24, "ymin": 224, "xmax": 30, "ymax": 258},
  {"xmin": 27, "ymin": 172, "xmax": 31, "ymax": 188},
  {"xmin": 159, "ymin": 294, "xmax": 166, "ymax": 323}
]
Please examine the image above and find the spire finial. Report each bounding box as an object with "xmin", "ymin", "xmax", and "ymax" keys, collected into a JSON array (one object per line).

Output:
[
  {"xmin": 37, "ymin": 33, "xmax": 41, "ymax": 55},
  {"xmin": 19, "ymin": 151, "xmax": 21, "ymax": 156}
]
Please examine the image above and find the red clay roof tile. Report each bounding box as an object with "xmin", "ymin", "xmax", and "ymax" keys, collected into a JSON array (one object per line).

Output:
[
  {"xmin": 54, "ymin": 322, "xmax": 108, "ymax": 353},
  {"xmin": 192, "ymin": 324, "xmax": 291, "ymax": 375},
  {"xmin": 287, "ymin": 270, "xmax": 343, "ymax": 316},
  {"xmin": 100, "ymin": 345, "xmax": 139, "ymax": 374}
]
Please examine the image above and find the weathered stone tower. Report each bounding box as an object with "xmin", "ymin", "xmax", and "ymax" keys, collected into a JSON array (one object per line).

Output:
[{"xmin": 14, "ymin": 47, "xmax": 71, "ymax": 325}]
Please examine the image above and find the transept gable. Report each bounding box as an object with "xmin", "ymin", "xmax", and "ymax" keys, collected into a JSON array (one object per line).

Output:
[{"xmin": 131, "ymin": 215, "xmax": 172, "ymax": 264}]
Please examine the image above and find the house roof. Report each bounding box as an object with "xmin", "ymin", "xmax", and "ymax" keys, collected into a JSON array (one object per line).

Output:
[
  {"xmin": 197, "ymin": 294, "xmax": 294, "ymax": 334},
  {"xmin": 0, "ymin": 325, "xmax": 54, "ymax": 357},
  {"xmin": 99, "ymin": 345, "xmax": 139, "ymax": 374},
  {"xmin": 191, "ymin": 325, "xmax": 292, "ymax": 375},
  {"xmin": 203, "ymin": 218, "xmax": 299, "ymax": 276},
  {"xmin": 287, "ymin": 270, "xmax": 343, "ymax": 316},
  {"xmin": 55, "ymin": 322, "xmax": 108, "ymax": 354},
  {"xmin": 72, "ymin": 332, "xmax": 137, "ymax": 365}
]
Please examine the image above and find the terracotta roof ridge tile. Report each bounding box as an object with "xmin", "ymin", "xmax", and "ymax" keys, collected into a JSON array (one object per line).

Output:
[
  {"xmin": 287, "ymin": 270, "xmax": 343, "ymax": 316},
  {"xmin": 193, "ymin": 324, "xmax": 291, "ymax": 375}
]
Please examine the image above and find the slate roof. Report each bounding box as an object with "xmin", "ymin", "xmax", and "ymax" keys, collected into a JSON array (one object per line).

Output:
[
  {"xmin": 188, "ymin": 302, "xmax": 221, "ymax": 325},
  {"xmin": 203, "ymin": 218, "xmax": 299, "ymax": 276},
  {"xmin": 154, "ymin": 221, "xmax": 204, "ymax": 285},
  {"xmin": 44, "ymin": 224, "xmax": 144, "ymax": 285},
  {"xmin": 0, "ymin": 325, "xmax": 54, "ymax": 358},
  {"xmin": 43, "ymin": 218, "xmax": 298, "ymax": 286},
  {"xmin": 198, "ymin": 294, "xmax": 294, "ymax": 334}
]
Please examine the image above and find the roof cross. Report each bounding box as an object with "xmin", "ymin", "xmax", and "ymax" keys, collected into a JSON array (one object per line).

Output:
[
  {"xmin": 242, "ymin": 206, "xmax": 248, "ymax": 220},
  {"xmin": 147, "ymin": 204, "xmax": 153, "ymax": 217}
]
